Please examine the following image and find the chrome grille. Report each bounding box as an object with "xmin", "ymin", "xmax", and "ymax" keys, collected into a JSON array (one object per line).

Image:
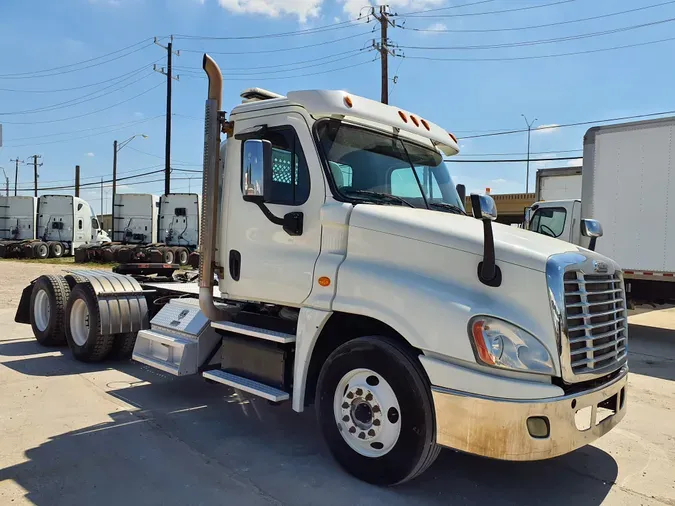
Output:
[{"xmin": 563, "ymin": 271, "xmax": 628, "ymax": 376}]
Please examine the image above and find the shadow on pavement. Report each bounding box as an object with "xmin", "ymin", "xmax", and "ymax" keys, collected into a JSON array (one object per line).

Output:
[
  {"xmin": 628, "ymin": 323, "xmax": 675, "ymax": 382},
  {"xmin": 1, "ymin": 372, "xmax": 618, "ymax": 506},
  {"xmin": 0, "ymin": 339, "xmax": 63, "ymax": 357}
]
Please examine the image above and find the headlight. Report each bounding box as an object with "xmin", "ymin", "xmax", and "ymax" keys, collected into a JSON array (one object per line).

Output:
[{"xmin": 468, "ymin": 316, "xmax": 555, "ymax": 375}]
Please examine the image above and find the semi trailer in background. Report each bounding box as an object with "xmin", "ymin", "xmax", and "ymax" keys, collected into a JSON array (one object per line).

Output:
[
  {"xmin": 75, "ymin": 192, "xmax": 200, "ymax": 265},
  {"xmin": 0, "ymin": 195, "xmax": 109, "ymax": 258},
  {"xmin": 534, "ymin": 166, "xmax": 582, "ymax": 201},
  {"xmin": 529, "ymin": 116, "xmax": 675, "ymax": 303}
]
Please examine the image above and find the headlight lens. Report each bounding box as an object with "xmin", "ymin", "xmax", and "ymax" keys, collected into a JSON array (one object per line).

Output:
[{"xmin": 469, "ymin": 316, "xmax": 555, "ymax": 375}]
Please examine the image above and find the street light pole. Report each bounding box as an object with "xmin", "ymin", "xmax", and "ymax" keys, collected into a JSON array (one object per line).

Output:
[
  {"xmin": 522, "ymin": 114, "xmax": 537, "ymax": 193},
  {"xmin": 111, "ymin": 134, "xmax": 147, "ymax": 241}
]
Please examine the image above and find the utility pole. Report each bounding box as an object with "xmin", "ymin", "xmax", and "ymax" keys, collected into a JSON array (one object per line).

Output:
[
  {"xmin": 112, "ymin": 140, "xmax": 117, "ymax": 240},
  {"xmin": 154, "ymin": 36, "xmax": 180, "ymax": 195},
  {"xmin": 9, "ymin": 158, "xmax": 23, "ymax": 196},
  {"xmin": 522, "ymin": 115, "xmax": 537, "ymax": 193},
  {"xmin": 75, "ymin": 165, "xmax": 81, "ymax": 197},
  {"xmin": 100, "ymin": 177, "xmax": 104, "ymax": 217},
  {"xmin": 29, "ymin": 155, "xmax": 43, "ymax": 197},
  {"xmin": 1, "ymin": 168, "xmax": 9, "ymax": 196},
  {"xmin": 372, "ymin": 6, "xmax": 396, "ymax": 104}
]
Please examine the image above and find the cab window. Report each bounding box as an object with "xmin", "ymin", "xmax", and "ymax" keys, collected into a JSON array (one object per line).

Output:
[{"xmin": 530, "ymin": 207, "xmax": 567, "ymax": 238}]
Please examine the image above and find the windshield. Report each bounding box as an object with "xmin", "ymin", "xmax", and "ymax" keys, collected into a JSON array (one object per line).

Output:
[{"xmin": 316, "ymin": 119, "xmax": 465, "ymax": 212}]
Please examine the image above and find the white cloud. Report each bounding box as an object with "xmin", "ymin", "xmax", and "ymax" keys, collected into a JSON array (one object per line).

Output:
[
  {"xmin": 133, "ymin": 111, "xmax": 145, "ymax": 119},
  {"xmin": 85, "ymin": 152, "xmax": 95, "ymax": 157},
  {"xmin": 423, "ymin": 22, "xmax": 447, "ymax": 34},
  {"xmin": 567, "ymin": 158, "xmax": 583, "ymax": 166},
  {"xmin": 535, "ymin": 123, "xmax": 560, "ymax": 134},
  {"xmin": 218, "ymin": 0, "xmax": 321, "ymax": 22},
  {"xmin": 491, "ymin": 178, "xmax": 507, "ymax": 184},
  {"xmin": 339, "ymin": 0, "xmax": 444, "ymax": 21}
]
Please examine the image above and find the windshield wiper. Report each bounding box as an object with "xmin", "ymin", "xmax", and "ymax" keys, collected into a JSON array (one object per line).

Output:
[
  {"xmin": 343, "ymin": 189, "xmax": 415, "ymax": 208},
  {"xmin": 428, "ymin": 202, "xmax": 467, "ymax": 215}
]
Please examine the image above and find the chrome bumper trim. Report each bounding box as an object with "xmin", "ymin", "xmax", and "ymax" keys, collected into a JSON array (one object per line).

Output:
[{"xmin": 432, "ymin": 368, "xmax": 627, "ymax": 461}]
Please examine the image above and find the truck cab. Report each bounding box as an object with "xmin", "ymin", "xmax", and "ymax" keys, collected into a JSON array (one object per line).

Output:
[{"xmin": 528, "ymin": 199, "xmax": 585, "ymax": 245}]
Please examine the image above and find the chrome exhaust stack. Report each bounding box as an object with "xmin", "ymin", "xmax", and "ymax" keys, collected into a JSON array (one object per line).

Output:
[{"xmin": 199, "ymin": 54, "xmax": 231, "ymax": 321}]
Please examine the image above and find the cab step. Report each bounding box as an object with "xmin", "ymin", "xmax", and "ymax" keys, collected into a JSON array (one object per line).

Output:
[
  {"xmin": 202, "ymin": 370, "xmax": 290, "ymax": 402},
  {"xmin": 211, "ymin": 321, "xmax": 296, "ymax": 343}
]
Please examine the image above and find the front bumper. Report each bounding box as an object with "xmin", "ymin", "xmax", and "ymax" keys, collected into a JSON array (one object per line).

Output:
[{"xmin": 432, "ymin": 368, "xmax": 628, "ymax": 461}]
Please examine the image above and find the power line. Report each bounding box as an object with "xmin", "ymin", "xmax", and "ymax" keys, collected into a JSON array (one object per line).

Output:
[
  {"xmin": 402, "ymin": 0, "xmax": 675, "ymax": 33},
  {"xmin": 175, "ymin": 48, "xmax": 367, "ymax": 74},
  {"xmin": 182, "ymin": 57, "xmax": 377, "ymax": 82},
  {"xmin": 0, "ymin": 70, "xmax": 154, "ymax": 115},
  {"xmin": 1, "ymin": 82, "xmax": 163, "ymax": 125},
  {"xmin": 0, "ymin": 41, "xmax": 156, "ymax": 80},
  {"xmin": 458, "ymin": 109, "xmax": 675, "ymax": 140},
  {"xmin": 403, "ymin": 35, "xmax": 675, "ymax": 64},
  {"xmin": 0, "ymin": 59, "xmax": 161, "ymax": 93},
  {"xmin": 15, "ymin": 168, "xmax": 165, "ymax": 192},
  {"xmin": 16, "ymin": 164, "xmax": 166, "ymax": 187},
  {"xmin": 396, "ymin": 0, "xmax": 577, "ymax": 18},
  {"xmin": 393, "ymin": 0, "xmax": 498, "ymax": 18},
  {"xmin": 447, "ymin": 156, "xmax": 582, "ymax": 163},
  {"xmin": 399, "ymin": 17, "xmax": 675, "ymax": 51},
  {"xmin": 179, "ymin": 30, "xmax": 374, "ymax": 55},
  {"xmin": 173, "ymin": 17, "xmax": 368, "ymax": 40}
]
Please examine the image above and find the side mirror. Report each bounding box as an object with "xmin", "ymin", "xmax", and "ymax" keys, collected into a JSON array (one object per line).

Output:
[
  {"xmin": 455, "ymin": 183, "xmax": 466, "ymax": 204},
  {"xmin": 470, "ymin": 194, "xmax": 498, "ymax": 221},
  {"xmin": 470, "ymin": 193, "xmax": 501, "ymax": 287},
  {"xmin": 581, "ymin": 218, "xmax": 603, "ymax": 251},
  {"xmin": 242, "ymin": 139, "xmax": 272, "ymax": 202}
]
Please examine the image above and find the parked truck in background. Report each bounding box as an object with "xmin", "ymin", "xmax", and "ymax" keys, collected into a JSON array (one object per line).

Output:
[
  {"xmin": 529, "ymin": 117, "xmax": 675, "ymax": 303},
  {"xmin": 16, "ymin": 55, "xmax": 628, "ymax": 485},
  {"xmin": 77, "ymin": 192, "xmax": 199, "ymax": 265},
  {"xmin": 0, "ymin": 195, "xmax": 109, "ymax": 258},
  {"xmin": 534, "ymin": 166, "xmax": 582, "ymax": 201}
]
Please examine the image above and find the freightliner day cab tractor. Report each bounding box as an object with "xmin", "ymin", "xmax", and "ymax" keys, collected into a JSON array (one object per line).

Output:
[
  {"xmin": 15, "ymin": 55, "xmax": 628, "ymax": 485},
  {"xmin": 528, "ymin": 117, "xmax": 675, "ymax": 304},
  {"xmin": 0, "ymin": 195, "xmax": 109, "ymax": 259}
]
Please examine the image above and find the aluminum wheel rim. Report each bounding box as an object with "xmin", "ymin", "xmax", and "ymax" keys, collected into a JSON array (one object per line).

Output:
[
  {"xmin": 33, "ymin": 289, "xmax": 51, "ymax": 332},
  {"xmin": 38, "ymin": 244, "xmax": 48, "ymax": 257},
  {"xmin": 333, "ymin": 368, "xmax": 401, "ymax": 458},
  {"xmin": 70, "ymin": 298, "xmax": 90, "ymax": 347}
]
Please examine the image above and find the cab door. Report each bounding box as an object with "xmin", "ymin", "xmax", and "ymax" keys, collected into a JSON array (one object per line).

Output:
[
  {"xmin": 222, "ymin": 111, "xmax": 325, "ymax": 306},
  {"xmin": 528, "ymin": 203, "xmax": 573, "ymax": 242}
]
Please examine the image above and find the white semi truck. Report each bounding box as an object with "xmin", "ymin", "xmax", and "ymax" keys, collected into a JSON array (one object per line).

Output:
[
  {"xmin": 15, "ymin": 55, "xmax": 628, "ymax": 485},
  {"xmin": 77, "ymin": 193, "xmax": 199, "ymax": 265},
  {"xmin": 529, "ymin": 117, "xmax": 675, "ymax": 303},
  {"xmin": 0, "ymin": 195, "xmax": 109, "ymax": 258}
]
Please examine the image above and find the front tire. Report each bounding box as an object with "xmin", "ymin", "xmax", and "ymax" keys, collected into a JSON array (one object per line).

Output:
[
  {"xmin": 65, "ymin": 283, "xmax": 114, "ymax": 362},
  {"xmin": 315, "ymin": 336, "xmax": 439, "ymax": 485},
  {"xmin": 29, "ymin": 275, "xmax": 70, "ymax": 346}
]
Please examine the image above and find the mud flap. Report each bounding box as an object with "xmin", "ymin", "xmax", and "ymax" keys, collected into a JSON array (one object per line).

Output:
[{"xmin": 15, "ymin": 282, "xmax": 35, "ymax": 324}]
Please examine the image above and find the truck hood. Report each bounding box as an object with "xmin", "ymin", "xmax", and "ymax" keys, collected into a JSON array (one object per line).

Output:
[{"xmin": 349, "ymin": 205, "xmax": 580, "ymax": 272}]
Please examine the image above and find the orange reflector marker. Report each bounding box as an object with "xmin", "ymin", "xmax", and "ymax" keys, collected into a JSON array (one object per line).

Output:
[
  {"xmin": 344, "ymin": 95, "xmax": 353, "ymax": 108},
  {"xmin": 410, "ymin": 115, "xmax": 420, "ymax": 127},
  {"xmin": 421, "ymin": 119, "xmax": 430, "ymax": 131},
  {"xmin": 398, "ymin": 111, "xmax": 408, "ymax": 123},
  {"xmin": 471, "ymin": 320, "xmax": 495, "ymax": 365},
  {"xmin": 449, "ymin": 132, "xmax": 458, "ymax": 143},
  {"xmin": 318, "ymin": 276, "xmax": 331, "ymax": 287}
]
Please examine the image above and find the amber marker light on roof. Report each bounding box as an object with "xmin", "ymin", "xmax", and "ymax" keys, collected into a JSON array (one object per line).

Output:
[
  {"xmin": 344, "ymin": 95, "xmax": 353, "ymax": 108},
  {"xmin": 398, "ymin": 111, "xmax": 408, "ymax": 123}
]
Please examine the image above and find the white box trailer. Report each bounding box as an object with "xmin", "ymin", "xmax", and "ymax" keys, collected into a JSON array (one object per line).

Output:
[
  {"xmin": 158, "ymin": 193, "xmax": 200, "ymax": 249},
  {"xmin": 529, "ymin": 116, "xmax": 675, "ymax": 302},
  {"xmin": 534, "ymin": 166, "xmax": 582, "ymax": 201},
  {"xmin": 112, "ymin": 193, "xmax": 159, "ymax": 244}
]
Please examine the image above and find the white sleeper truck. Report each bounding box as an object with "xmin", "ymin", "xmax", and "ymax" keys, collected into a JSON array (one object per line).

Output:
[
  {"xmin": 15, "ymin": 55, "xmax": 628, "ymax": 485},
  {"xmin": 0, "ymin": 196, "xmax": 37, "ymax": 257},
  {"xmin": 529, "ymin": 117, "xmax": 675, "ymax": 304},
  {"xmin": 1, "ymin": 195, "xmax": 108, "ymax": 258}
]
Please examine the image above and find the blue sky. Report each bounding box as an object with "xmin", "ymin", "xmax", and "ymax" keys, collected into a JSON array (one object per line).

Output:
[{"xmin": 1, "ymin": 0, "xmax": 674, "ymax": 214}]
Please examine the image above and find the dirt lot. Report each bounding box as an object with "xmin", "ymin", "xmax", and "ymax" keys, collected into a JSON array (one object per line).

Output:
[{"xmin": 0, "ymin": 260, "xmax": 674, "ymax": 505}]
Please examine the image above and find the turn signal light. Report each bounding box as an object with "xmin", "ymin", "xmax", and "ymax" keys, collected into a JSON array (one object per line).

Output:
[{"xmin": 318, "ymin": 276, "xmax": 331, "ymax": 287}]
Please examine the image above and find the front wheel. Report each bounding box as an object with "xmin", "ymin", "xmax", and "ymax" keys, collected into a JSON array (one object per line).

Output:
[{"xmin": 315, "ymin": 336, "xmax": 440, "ymax": 485}]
